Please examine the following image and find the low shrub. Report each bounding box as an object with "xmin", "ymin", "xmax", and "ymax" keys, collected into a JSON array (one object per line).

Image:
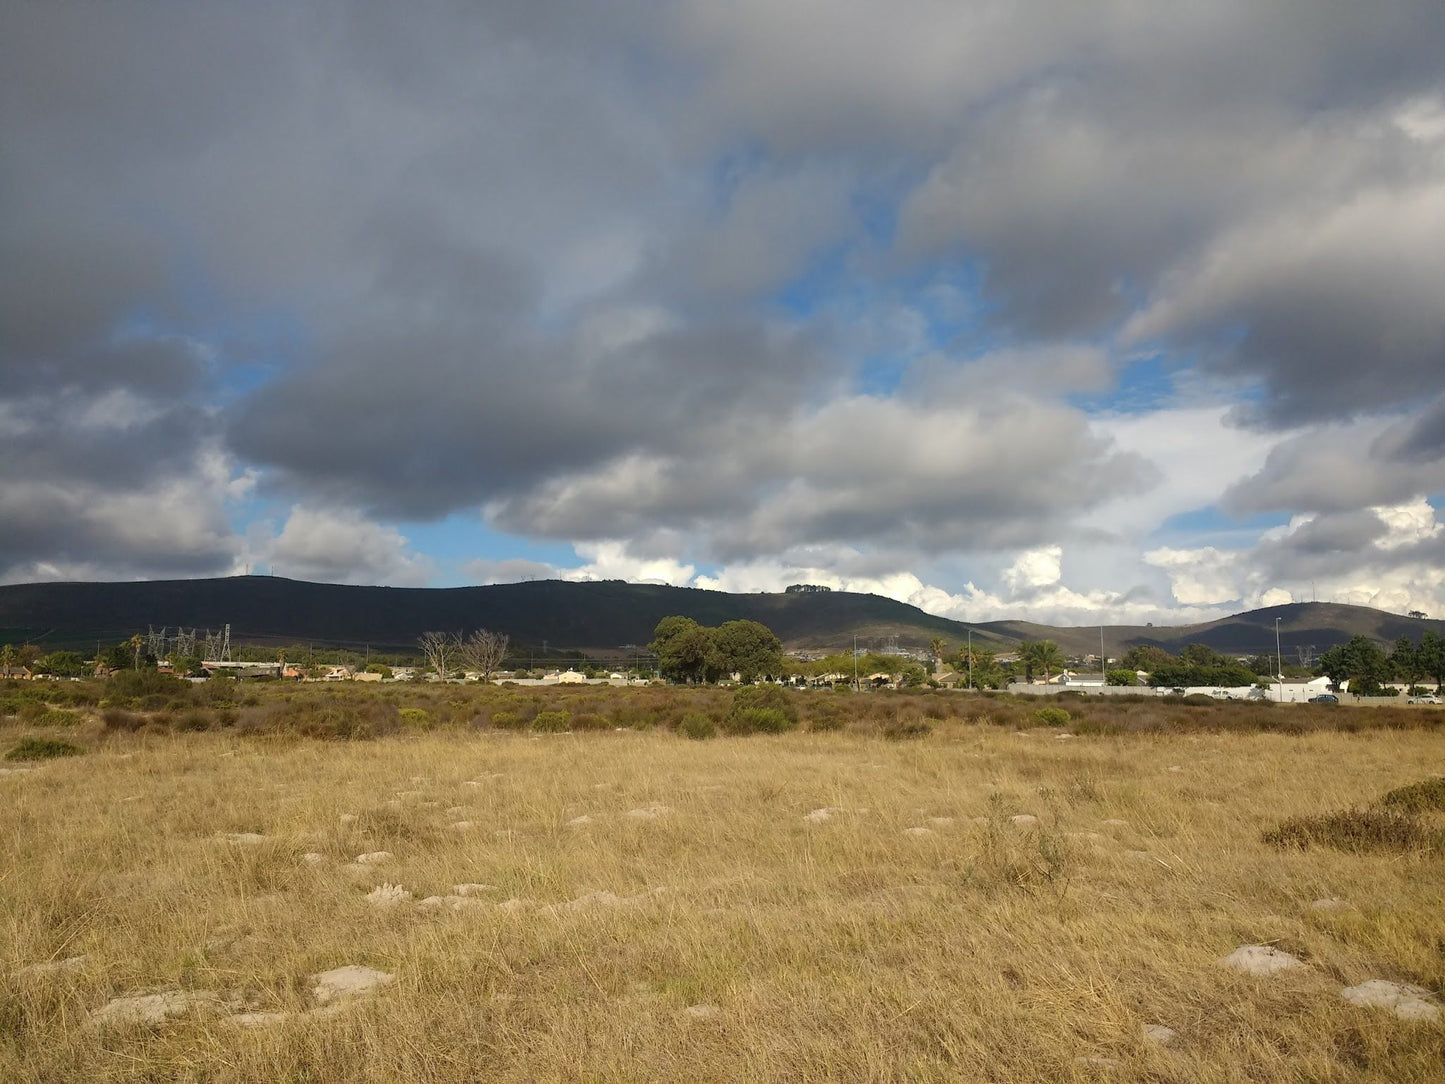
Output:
[
  {"xmin": 883, "ymin": 718, "xmax": 932, "ymax": 740},
  {"xmin": 1263, "ymin": 807, "xmax": 1435, "ymax": 853},
  {"xmin": 1034, "ymin": 707, "xmax": 1071, "ymax": 727},
  {"xmin": 399, "ymin": 707, "xmax": 434, "ymax": 730},
  {"xmin": 531, "ymin": 710, "xmax": 571, "ymax": 733},
  {"xmin": 570, "ymin": 712, "xmax": 610, "ymax": 731},
  {"xmin": 490, "ymin": 710, "xmax": 525, "ymax": 731},
  {"xmin": 808, "ymin": 713, "xmax": 846, "ymax": 732},
  {"xmin": 101, "ymin": 707, "xmax": 145, "ymax": 732},
  {"xmin": 725, "ymin": 686, "xmax": 798, "ymax": 735},
  {"xmin": 726, "ymin": 707, "xmax": 794, "ymax": 735},
  {"xmin": 175, "ymin": 708, "xmax": 214, "ymax": 732},
  {"xmin": 1380, "ymin": 777, "xmax": 1445, "ymax": 814},
  {"xmin": 677, "ymin": 713, "xmax": 716, "ymax": 740},
  {"xmin": 34, "ymin": 709, "xmax": 79, "ymax": 727},
  {"xmin": 6, "ymin": 737, "xmax": 82, "ymax": 761}
]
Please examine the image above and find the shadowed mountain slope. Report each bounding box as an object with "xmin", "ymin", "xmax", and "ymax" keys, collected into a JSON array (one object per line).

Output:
[{"xmin": 0, "ymin": 577, "xmax": 1439, "ymax": 658}]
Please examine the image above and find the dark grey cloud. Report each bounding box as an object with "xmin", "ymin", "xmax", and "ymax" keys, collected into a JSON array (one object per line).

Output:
[{"xmin": 4, "ymin": 0, "xmax": 1445, "ymax": 593}]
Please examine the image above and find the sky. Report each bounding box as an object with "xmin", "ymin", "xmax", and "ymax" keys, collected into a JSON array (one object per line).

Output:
[{"xmin": 3, "ymin": 2, "xmax": 1445, "ymax": 627}]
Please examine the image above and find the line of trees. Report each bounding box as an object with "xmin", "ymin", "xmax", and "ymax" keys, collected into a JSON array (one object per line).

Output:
[{"xmin": 648, "ymin": 617, "xmax": 783, "ymax": 684}]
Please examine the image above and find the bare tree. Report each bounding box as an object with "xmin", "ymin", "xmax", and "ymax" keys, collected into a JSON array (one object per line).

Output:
[
  {"xmin": 459, "ymin": 628, "xmax": 510, "ymax": 684},
  {"xmin": 418, "ymin": 630, "xmax": 458, "ymax": 682}
]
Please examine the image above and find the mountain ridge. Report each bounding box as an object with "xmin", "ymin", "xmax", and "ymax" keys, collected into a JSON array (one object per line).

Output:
[{"xmin": 0, "ymin": 576, "xmax": 1439, "ymax": 658}]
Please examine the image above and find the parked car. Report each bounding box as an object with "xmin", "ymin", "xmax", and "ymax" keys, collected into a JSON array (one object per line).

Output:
[
  {"xmin": 1407, "ymin": 695, "xmax": 1441, "ymax": 705},
  {"xmin": 1307, "ymin": 694, "xmax": 1339, "ymax": 704}
]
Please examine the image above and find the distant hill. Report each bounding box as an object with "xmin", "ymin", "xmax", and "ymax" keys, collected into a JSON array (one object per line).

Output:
[
  {"xmin": 0, "ymin": 576, "xmax": 1006, "ymax": 655},
  {"xmin": 0, "ymin": 576, "xmax": 1438, "ymax": 661}
]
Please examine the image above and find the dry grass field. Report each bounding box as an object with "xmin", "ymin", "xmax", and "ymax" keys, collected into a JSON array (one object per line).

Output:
[{"xmin": 3, "ymin": 681, "xmax": 1444, "ymax": 1082}]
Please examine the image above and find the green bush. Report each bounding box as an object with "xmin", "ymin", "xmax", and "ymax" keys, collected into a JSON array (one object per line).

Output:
[
  {"xmin": 490, "ymin": 710, "xmax": 525, "ymax": 731},
  {"xmin": 6, "ymin": 737, "xmax": 82, "ymax": 761},
  {"xmin": 1034, "ymin": 707, "xmax": 1071, "ymax": 727},
  {"xmin": 677, "ymin": 713, "xmax": 716, "ymax": 740},
  {"xmin": 35, "ymin": 709, "xmax": 79, "ymax": 727},
  {"xmin": 399, "ymin": 707, "xmax": 434, "ymax": 730},
  {"xmin": 725, "ymin": 707, "xmax": 795, "ymax": 735},
  {"xmin": 808, "ymin": 713, "xmax": 846, "ymax": 732},
  {"xmin": 531, "ymin": 710, "xmax": 571, "ymax": 733},
  {"xmin": 725, "ymin": 686, "xmax": 798, "ymax": 734},
  {"xmin": 570, "ymin": 712, "xmax": 610, "ymax": 731}
]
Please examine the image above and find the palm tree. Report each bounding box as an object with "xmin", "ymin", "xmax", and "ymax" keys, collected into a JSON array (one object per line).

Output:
[
  {"xmin": 1019, "ymin": 640, "xmax": 1066, "ymax": 684},
  {"xmin": 129, "ymin": 633, "xmax": 145, "ymax": 671},
  {"xmin": 929, "ymin": 638, "xmax": 946, "ymax": 668}
]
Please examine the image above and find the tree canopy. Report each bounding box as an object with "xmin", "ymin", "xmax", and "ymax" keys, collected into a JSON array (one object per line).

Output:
[{"xmin": 648, "ymin": 616, "xmax": 783, "ymax": 684}]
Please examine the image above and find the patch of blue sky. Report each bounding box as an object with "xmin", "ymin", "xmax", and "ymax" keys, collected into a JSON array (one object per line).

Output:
[
  {"xmin": 400, "ymin": 518, "xmax": 580, "ymax": 585},
  {"xmin": 1071, "ymin": 353, "xmax": 1177, "ymax": 415},
  {"xmin": 1150, "ymin": 505, "xmax": 1289, "ymax": 550}
]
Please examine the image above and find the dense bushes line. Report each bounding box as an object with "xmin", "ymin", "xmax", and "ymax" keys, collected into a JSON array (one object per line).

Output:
[{"xmin": 2, "ymin": 676, "xmax": 1443, "ymax": 742}]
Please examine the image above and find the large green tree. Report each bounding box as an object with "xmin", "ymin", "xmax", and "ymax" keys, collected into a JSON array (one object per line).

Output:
[
  {"xmin": 708, "ymin": 620, "xmax": 783, "ymax": 683},
  {"xmin": 1419, "ymin": 631, "xmax": 1445, "ymax": 691},
  {"xmin": 1318, "ymin": 635, "xmax": 1392, "ymax": 696},
  {"xmin": 648, "ymin": 616, "xmax": 715, "ymax": 683},
  {"xmin": 1390, "ymin": 636, "xmax": 1423, "ymax": 688}
]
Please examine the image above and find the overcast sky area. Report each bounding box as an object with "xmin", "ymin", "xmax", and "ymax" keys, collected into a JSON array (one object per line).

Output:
[{"xmin": 3, "ymin": 2, "xmax": 1445, "ymax": 626}]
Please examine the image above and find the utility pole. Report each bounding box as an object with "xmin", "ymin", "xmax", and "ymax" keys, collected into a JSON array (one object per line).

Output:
[
  {"xmin": 967, "ymin": 629, "xmax": 973, "ymax": 690},
  {"xmin": 1275, "ymin": 617, "xmax": 1283, "ymax": 703},
  {"xmin": 1100, "ymin": 626, "xmax": 1106, "ymax": 683}
]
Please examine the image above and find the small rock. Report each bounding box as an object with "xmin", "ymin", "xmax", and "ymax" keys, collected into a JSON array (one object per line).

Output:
[
  {"xmin": 339, "ymin": 813, "xmax": 358, "ymax": 825},
  {"xmin": 417, "ymin": 894, "xmax": 484, "ymax": 911},
  {"xmin": 1310, "ymin": 897, "xmax": 1349, "ymax": 911},
  {"xmin": 463, "ymin": 780, "xmax": 482, "ymax": 788},
  {"xmin": 1009, "ymin": 814, "xmax": 1039, "ymax": 827},
  {"xmin": 1142, "ymin": 1024, "xmax": 1177, "ymax": 1046},
  {"xmin": 567, "ymin": 815, "xmax": 598, "ymax": 827},
  {"xmin": 681, "ymin": 1004, "xmax": 722, "ymax": 1020},
  {"xmin": 626, "ymin": 804, "xmax": 672, "ymax": 820},
  {"xmin": 311, "ymin": 965, "xmax": 393, "ymax": 1006},
  {"xmin": 445, "ymin": 806, "xmax": 468, "ymax": 816},
  {"xmin": 558, "ymin": 891, "xmax": 627, "ymax": 911},
  {"xmin": 354, "ymin": 851, "xmax": 393, "ymax": 864},
  {"xmin": 452, "ymin": 883, "xmax": 497, "ymax": 896},
  {"xmin": 230, "ymin": 1011, "xmax": 290, "ymax": 1028},
  {"xmin": 1340, "ymin": 980, "xmax": 1442, "ymax": 1021},
  {"xmin": 1101, "ymin": 819, "xmax": 1128, "ymax": 827},
  {"xmin": 903, "ymin": 827, "xmax": 933, "ymax": 837},
  {"xmin": 223, "ymin": 833, "xmax": 267, "ymax": 846},
  {"xmin": 365, "ymin": 883, "xmax": 412, "ymax": 907},
  {"xmin": 927, "ymin": 816, "xmax": 955, "ymax": 826},
  {"xmin": 18, "ymin": 955, "xmax": 87, "ymax": 977},
  {"xmin": 89, "ymin": 989, "xmax": 218, "ymax": 1029},
  {"xmin": 803, "ymin": 807, "xmax": 842, "ymax": 823},
  {"xmin": 0, "ymin": 767, "xmax": 36, "ymax": 776},
  {"xmin": 1054, "ymin": 733, "xmax": 1075, "ymax": 741},
  {"xmin": 451, "ymin": 821, "xmax": 477, "ymax": 830},
  {"xmin": 300, "ymin": 852, "xmax": 326, "ymax": 866},
  {"xmin": 1218, "ymin": 945, "xmax": 1306, "ymax": 976},
  {"xmin": 494, "ymin": 898, "xmax": 532, "ymax": 912}
]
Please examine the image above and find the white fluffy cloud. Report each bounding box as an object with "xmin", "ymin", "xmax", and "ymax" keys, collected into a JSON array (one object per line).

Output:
[{"xmin": 267, "ymin": 507, "xmax": 434, "ymax": 587}]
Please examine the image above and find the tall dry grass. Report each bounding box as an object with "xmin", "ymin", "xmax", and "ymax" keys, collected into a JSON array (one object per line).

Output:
[{"xmin": 1, "ymin": 687, "xmax": 1443, "ymax": 1081}]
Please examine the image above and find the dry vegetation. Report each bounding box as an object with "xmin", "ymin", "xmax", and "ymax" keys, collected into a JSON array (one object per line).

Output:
[{"xmin": 3, "ymin": 678, "xmax": 1444, "ymax": 1082}]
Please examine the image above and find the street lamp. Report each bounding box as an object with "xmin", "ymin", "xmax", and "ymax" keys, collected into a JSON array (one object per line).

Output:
[{"xmin": 1275, "ymin": 617, "xmax": 1283, "ymax": 703}]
